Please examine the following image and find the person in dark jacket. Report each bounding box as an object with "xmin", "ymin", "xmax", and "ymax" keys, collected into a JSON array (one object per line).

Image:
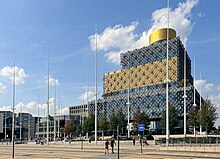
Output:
[
  {"xmin": 133, "ymin": 137, "xmax": 135, "ymax": 146},
  {"xmin": 110, "ymin": 138, "xmax": 116, "ymax": 153},
  {"xmin": 105, "ymin": 140, "xmax": 109, "ymax": 154}
]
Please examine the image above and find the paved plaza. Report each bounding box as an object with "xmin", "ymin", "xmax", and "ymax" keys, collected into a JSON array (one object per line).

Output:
[{"xmin": 1, "ymin": 141, "xmax": 220, "ymax": 159}]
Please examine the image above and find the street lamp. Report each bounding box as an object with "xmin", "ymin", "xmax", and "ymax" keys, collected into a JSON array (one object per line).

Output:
[{"xmin": 166, "ymin": 0, "xmax": 170, "ymax": 146}]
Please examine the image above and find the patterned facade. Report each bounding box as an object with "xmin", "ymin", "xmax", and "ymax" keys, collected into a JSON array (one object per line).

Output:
[{"xmin": 86, "ymin": 29, "xmax": 203, "ymax": 131}]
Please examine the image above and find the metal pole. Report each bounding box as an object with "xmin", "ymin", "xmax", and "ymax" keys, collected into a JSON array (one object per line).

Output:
[
  {"xmin": 54, "ymin": 83, "xmax": 56, "ymax": 143},
  {"xmin": 199, "ymin": 72, "xmax": 202, "ymax": 135},
  {"xmin": 95, "ymin": 25, "xmax": 98, "ymax": 145},
  {"xmin": 20, "ymin": 100, "xmax": 22, "ymax": 140},
  {"xmin": 58, "ymin": 87, "xmax": 60, "ymax": 138},
  {"xmin": 12, "ymin": 61, "xmax": 15, "ymax": 158},
  {"xmin": 57, "ymin": 87, "xmax": 60, "ymax": 138},
  {"xmin": 117, "ymin": 125, "xmax": 119, "ymax": 159},
  {"xmin": 193, "ymin": 58, "xmax": 196, "ymax": 137},
  {"xmin": 5, "ymin": 111, "xmax": 6, "ymax": 140},
  {"xmin": 166, "ymin": 0, "xmax": 170, "ymax": 146},
  {"xmin": 38, "ymin": 96, "xmax": 39, "ymax": 138},
  {"xmin": 127, "ymin": 52, "xmax": 130, "ymax": 138},
  {"xmin": 44, "ymin": 106, "xmax": 45, "ymax": 139},
  {"xmin": 193, "ymin": 58, "xmax": 196, "ymax": 107},
  {"xmin": 29, "ymin": 107, "xmax": 31, "ymax": 140},
  {"xmin": 140, "ymin": 138, "xmax": 142, "ymax": 154},
  {"xmin": 183, "ymin": 51, "xmax": 187, "ymax": 137},
  {"xmin": 47, "ymin": 45, "xmax": 50, "ymax": 145}
]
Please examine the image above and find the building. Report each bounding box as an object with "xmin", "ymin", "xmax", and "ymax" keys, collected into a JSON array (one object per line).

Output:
[
  {"xmin": 16, "ymin": 113, "xmax": 36, "ymax": 139},
  {"xmin": 69, "ymin": 104, "xmax": 88, "ymax": 119},
  {"xmin": 86, "ymin": 28, "xmax": 203, "ymax": 132},
  {"xmin": 36, "ymin": 115, "xmax": 80, "ymax": 138},
  {"xmin": 0, "ymin": 111, "xmax": 13, "ymax": 139}
]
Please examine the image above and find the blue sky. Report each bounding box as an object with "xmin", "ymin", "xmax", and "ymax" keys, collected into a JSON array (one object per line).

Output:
[{"xmin": 0, "ymin": 0, "xmax": 220, "ymax": 125}]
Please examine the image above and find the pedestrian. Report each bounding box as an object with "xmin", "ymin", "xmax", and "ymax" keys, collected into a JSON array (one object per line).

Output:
[
  {"xmin": 133, "ymin": 137, "xmax": 135, "ymax": 146},
  {"xmin": 89, "ymin": 138, "xmax": 91, "ymax": 143},
  {"xmin": 105, "ymin": 140, "xmax": 109, "ymax": 154},
  {"xmin": 110, "ymin": 138, "xmax": 116, "ymax": 153}
]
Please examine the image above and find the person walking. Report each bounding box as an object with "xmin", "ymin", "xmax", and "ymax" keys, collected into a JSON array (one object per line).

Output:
[
  {"xmin": 105, "ymin": 140, "xmax": 109, "ymax": 154},
  {"xmin": 110, "ymin": 138, "xmax": 116, "ymax": 153},
  {"xmin": 133, "ymin": 137, "xmax": 135, "ymax": 146}
]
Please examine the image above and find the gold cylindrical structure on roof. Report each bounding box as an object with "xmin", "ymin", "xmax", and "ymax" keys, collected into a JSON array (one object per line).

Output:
[{"xmin": 149, "ymin": 28, "xmax": 176, "ymax": 45}]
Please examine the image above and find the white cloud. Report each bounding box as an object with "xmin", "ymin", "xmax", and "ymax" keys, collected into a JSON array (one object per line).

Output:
[
  {"xmin": 0, "ymin": 66, "xmax": 28, "ymax": 85},
  {"xmin": 61, "ymin": 107, "xmax": 69, "ymax": 115},
  {"xmin": 89, "ymin": 0, "xmax": 199, "ymax": 64},
  {"xmin": 0, "ymin": 98, "xmax": 68, "ymax": 117},
  {"xmin": 79, "ymin": 91, "xmax": 95, "ymax": 103},
  {"xmin": 0, "ymin": 83, "xmax": 7, "ymax": 93},
  {"xmin": 45, "ymin": 74, "xmax": 59, "ymax": 86},
  {"xmin": 195, "ymin": 79, "xmax": 215, "ymax": 96}
]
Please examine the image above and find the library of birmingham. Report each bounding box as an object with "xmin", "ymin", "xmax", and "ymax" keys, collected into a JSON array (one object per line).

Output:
[{"xmin": 70, "ymin": 28, "xmax": 203, "ymax": 131}]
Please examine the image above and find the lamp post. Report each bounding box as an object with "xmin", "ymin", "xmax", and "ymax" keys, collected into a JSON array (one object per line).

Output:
[
  {"xmin": 20, "ymin": 101, "xmax": 22, "ymax": 140},
  {"xmin": 127, "ymin": 52, "xmax": 131, "ymax": 139},
  {"xmin": 12, "ymin": 61, "xmax": 15, "ymax": 158},
  {"xmin": 4, "ymin": 111, "xmax": 7, "ymax": 140},
  {"xmin": 199, "ymin": 72, "xmax": 202, "ymax": 135},
  {"xmin": 183, "ymin": 51, "xmax": 187, "ymax": 138},
  {"xmin": 94, "ymin": 25, "xmax": 98, "ymax": 145},
  {"xmin": 166, "ymin": 0, "xmax": 170, "ymax": 146},
  {"xmin": 193, "ymin": 58, "xmax": 197, "ymax": 137},
  {"xmin": 47, "ymin": 45, "xmax": 50, "ymax": 145},
  {"xmin": 54, "ymin": 83, "xmax": 57, "ymax": 144}
]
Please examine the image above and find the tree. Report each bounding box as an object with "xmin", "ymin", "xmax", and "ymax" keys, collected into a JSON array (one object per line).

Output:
[
  {"xmin": 188, "ymin": 106, "xmax": 199, "ymax": 136},
  {"xmin": 116, "ymin": 108, "xmax": 127, "ymax": 130},
  {"xmin": 64, "ymin": 120, "xmax": 75, "ymax": 137},
  {"xmin": 75, "ymin": 124, "xmax": 82, "ymax": 135},
  {"xmin": 198, "ymin": 98, "xmax": 218, "ymax": 133},
  {"xmin": 133, "ymin": 108, "xmax": 150, "ymax": 131},
  {"xmin": 82, "ymin": 113, "xmax": 95, "ymax": 133},
  {"xmin": 133, "ymin": 107, "xmax": 141, "ymax": 130},
  {"xmin": 98, "ymin": 111, "xmax": 108, "ymax": 132},
  {"xmin": 109, "ymin": 110, "xmax": 118, "ymax": 131},
  {"xmin": 139, "ymin": 111, "xmax": 150, "ymax": 129},
  {"xmin": 160, "ymin": 104, "xmax": 178, "ymax": 134}
]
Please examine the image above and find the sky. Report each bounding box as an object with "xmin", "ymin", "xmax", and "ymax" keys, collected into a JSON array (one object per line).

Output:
[{"xmin": 0, "ymin": 0, "xmax": 220, "ymax": 125}]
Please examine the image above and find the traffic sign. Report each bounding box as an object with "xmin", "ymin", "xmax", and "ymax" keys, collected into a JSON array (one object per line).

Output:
[{"xmin": 138, "ymin": 124, "xmax": 145, "ymax": 132}]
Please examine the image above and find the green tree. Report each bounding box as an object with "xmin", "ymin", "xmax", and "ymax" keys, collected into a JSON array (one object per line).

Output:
[
  {"xmin": 109, "ymin": 110, "xmax": 118, "ymax": 131},
  {"xmin": 188, "ymin": 106, "xmax": 199, "ymax": 135},
  {"xmin": 198, "ymin": 98, "xmax": 218, "ymax": 133},
  {"xmin": 82, "ymin": 113, "xmax": 95, "ymax": 133},
  {"xmin": 160, "ymin": 105, "xmax": 178, "ymax": 134},
  {"xmin": 139, "ymin": 111, "xmax": 150, "ymax": 129},
  {"xmin": 98, "ymin": 111, "xmax": 108, "ymax": 132},
  {"xmin": 75, "ymin": 124, "xmax": 82, "ymax": 135},
  {"xmin": 64, "ymin": 120, "xmax": 75, "ymax": 136},
  {"xmin": 116, "ymin": 108, "xmax": 127, "ymax": 129},
  {"xmin": 133, "ymin": 107, "xmax": 141, "ymax": 130}
]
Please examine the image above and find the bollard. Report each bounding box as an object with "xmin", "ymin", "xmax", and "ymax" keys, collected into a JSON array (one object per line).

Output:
[
  {"xmin": 81, "ymin": 138, "xmax": 83, "ymax": 150},
  {"xmin": 140, "ymin": 139, "xmax": 142, "ymax": 154},
  {"xmin": 117, "ymin": 125, "xmax": 119, "ymax": 159}
]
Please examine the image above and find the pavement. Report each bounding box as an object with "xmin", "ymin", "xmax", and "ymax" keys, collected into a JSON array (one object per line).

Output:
[{"xmin": 1, "ymin": 141, "xmax": 220, "ymax": 159}]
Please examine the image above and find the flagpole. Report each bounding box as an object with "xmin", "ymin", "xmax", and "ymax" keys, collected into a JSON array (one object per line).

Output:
[
  {"xmin": 12, "ymin": 61, "xmax": 15, "ymax": 158},
  {"xmin": 95, "ymin": 25, "xmax": 98, "ymax": 145},
  {"xmin": 183, "ymin": 51, "xmax": 187, "ymax": 138},
  {"xmin": 47, "ymin": 45, "xmax": 50, "ymax": 145},
  {"xmin": 166, "ymin": 0, "xmax": 170, "ymax": 146},
  {"xmin": 199, "ymin": 72, "xmax": 202, "ymax": 135}
]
